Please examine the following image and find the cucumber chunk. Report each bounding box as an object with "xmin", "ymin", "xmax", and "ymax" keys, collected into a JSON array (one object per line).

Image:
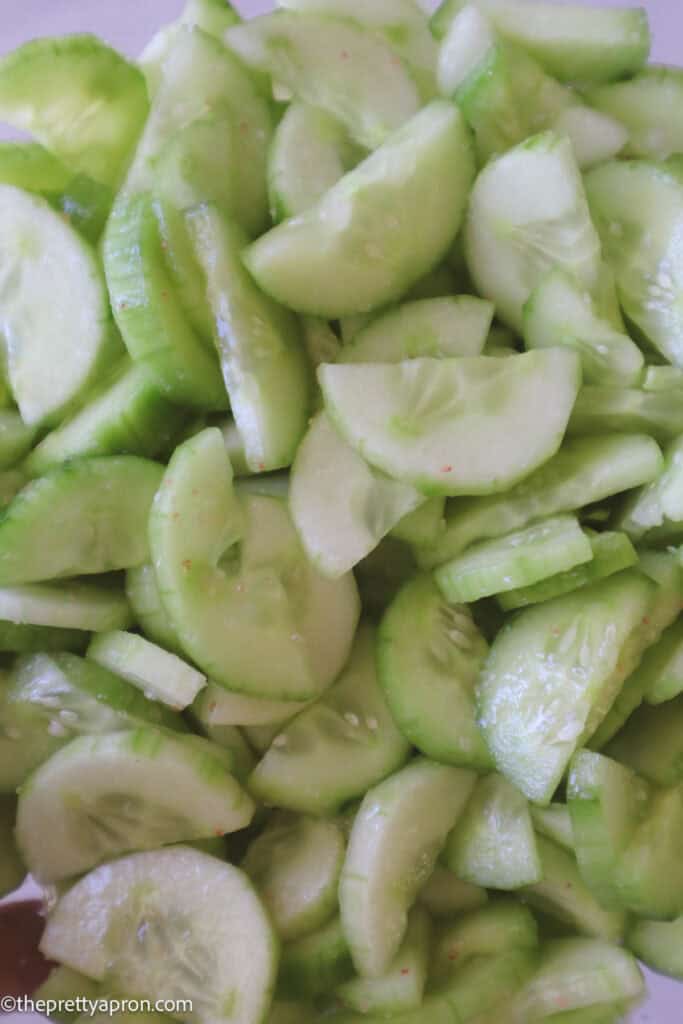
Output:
[
  {"xmin": 639, "ymin": 619, "xmax": 683, "ymax": 705},
  {"xmin": 377, "ymin": 574, "xmax": 491, "ymax": 768},
  {"xmin": 321, "ymin": 350, "xmax": 579, "ymax": 497},
  {"xmin": 437, "ymin": 5, "xmax": 495, "ymax": 97},
  {"xmin": 0, "ymin": 412, "xmax": 35, "ymax": 471},
  {"xmin": 524, "ymin": 270, "xmax": 643, "ymax": 387},
  {"xmin": 41, "ymin": 847, "xmax": 278, "ymax": 1024},
  {"xmin": 104, "ymin": 194, "xmax": 227, "ymax": 411},
  {"xmin": 152, "ymin": 196, "xmax": 214, "ymax": 344},
  {"xmin": 0, "ymin": 796, "xmax": 24, "ymax": 896},
  {"xmin": 269, "ymin": 103, "xmax": 361, "ymax": 221},
  {"xmin": 433, "ymin": 901, "xmax": 538, "ymax": 982},
  {"xmin": 245, "ymin": 102, "xmax": 474, "ymax": 318},
  {"xmin": 589, "ymin": 67, "xmax": 683, "ymax": 160},
  {"xmin": 606, "ymin": 697, "xmax": 683, "ymax": 787},
  {"xmin": 390, "ymin": 497, "xmax": 446, "ymax": 547},
  {"xmin": 478, "ymin": 571, "xmax": 654, "ymax": 804},
  {"xmin": 244, "ymin": 814, "xmax": 344, "ymax": 941},
  {"xmin": 628, "ymin": 915, "xmax": 683, "ymax": 981},
  {"xmin": 0, "ymin": 35, "xmax": 148, "ymax": 187},
  {"xmin": 186, "ymin": 205, "xmax": 309, "ymax": 473},
  {"xmin": 226, "ymin": 13, "xmax": 420, "ymax": 150},
  {"xmin": 87, "ymin": 632, "xmax": 206, "ymax": 711},
  {"xmin": 150, "ymin": 429, "xmax": 360, "ymax": 700},
  {"xmin": 249, "ymin": 624, "xmax": 410, "ymax": 815},
  {"xmin": 34, "ymin": 966, "xmax": 101, "ymax": 1021},
  {"xmin": 531, "ymin": 803, "xmax": 574, "ymax": 852},
  {"xmin": 0, "ymin": 620, "xmax": 85, "ymax": 654},
  {"xmin": 336, "ymin": 908, "xmax": 431, "ymax": 1015},
  {"xmin": 0, "ymin": 582, "xmax": 132, "ymax": 632},
  {"xmin": 419, "ymin": 434, "xmax": 662, "ymax": 567},
  {"xmin": 339, "ymin": 296, "xmax": 493, "ymax": 363},
  {"xmin": 340, "ymin": 758, "xmax": 475, "ymax": 976},
  {"xmin": 446, "ymin": 774, "xmax": 542, "ymax": 889},
  {"xmin": 436, "ymin": 514, "xmax": 593, "ymax": 604},
  {"xmin": 616, "ymin": 435, "xmax": 683, "ymax": 543},
  {"xmin": 0, "ymin": 141, "xmax": 72, "ymax": 194},
  {"xmin": 586, "ymin": 160, "xmax": 683, "ymax": 369},
  {"xmin": 466, "ymin": 132, "xmax": 601, "ymax": 332},
  {"xmin": 643, "ymin": 365, "xmax": 683, "ymax": 392},
  {"xmin": 153, "ymin": 112, "xmax": 240, "ymax": 223},
  {"xmin": 418, "ymin": 866, "xmax": 488, "ymax": 918},
  {"xmin": 0, "ymin": 185, "xmax": 119, "ymax": 426},
  {"xmin": 16, "ymin": 728, "xmax": 254, "ymax": 882},
  {"xmin": 551, "ymin": 106, "xmax": 629, "ymax": 171},
  {"xmin": 194, "ymin": 681, "xmax": 308, "ymax": 730},
  {"xmin": 125, "ymin": 563, "xmax": 181, "ymax": 653},
  {"xmin": 290, "ymin": 412, "xmax": 424, "ymax": 578},
  {"xmin": 0, "ymin": 456, "xmax": 162, "ymax": 584},
  {"xmin": 279, "ymin": 915, "xmax": 353, "ymax": 999},
  {"xmin": 569, "ymin": 386, "xmax": 683, "ymax": 443},
  {"xmin": 498, "ymin": 531, "xmax": 637, "ymax": 611}
]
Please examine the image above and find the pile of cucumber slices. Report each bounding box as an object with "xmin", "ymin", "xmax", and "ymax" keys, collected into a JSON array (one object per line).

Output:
[{"xmin": 0, "ymin": 0, "xmax": 683, "ymax": 1020}]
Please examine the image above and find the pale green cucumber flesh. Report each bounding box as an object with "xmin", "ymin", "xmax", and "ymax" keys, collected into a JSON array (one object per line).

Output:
[{"xmin": 87, "ymin": 631, "xmax": 206, "ymax": 710}]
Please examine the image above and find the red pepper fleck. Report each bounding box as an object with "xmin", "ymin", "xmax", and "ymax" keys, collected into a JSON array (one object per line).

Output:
[
  {"xmin": 642, "ymin": 616, "xmax": 651, "ymax": 625},
  {"xmin": 441, "ymin": 465, "xmax": 453, "ymax": 474},
  {"xmin": 258, "ymin": 463, "xmax": 265, "ymax": 472},
  {"xmin": 400, "ymin": 968, "xmax": 410, "ymax": 976},
  {"xmin": 214, "ymin": 828, "xmax": 224, "ymax": 837},
  {"xmin": 239, "ymin": 121, "xmax": 249, "ymax": 135},
  {"xmin": 119, "ymin": 302, "xmax": 128, "ymax": 311},
  {"xmin": 340, "ymin": 50, "xmax": 350, "ymax": 59},
  {"xmin": 182, "ymin": 559, "xmax": 193, "ymax": 571},
  {"xmin": 209, "ymin": 702, "xmax": 217, "ymax": 713}
]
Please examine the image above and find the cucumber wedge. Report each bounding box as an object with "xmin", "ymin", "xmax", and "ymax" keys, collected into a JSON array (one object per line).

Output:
[
  {"xmin": 193, "ymin": 681, "xmax": 308, "ymax": 731},
  {"xmin": 0, "ymin": 796, "xmax": 24, "ymax": 897},
  {"xmin": 606, "ymin": 697, "xmax": 683, "ymax": 787},
  {"xmin": 0, "ymin": 141, "xmax": 72, "ymax": 194},
  {"xmin": 616, "ymin": 435, "xmax": 683, "ymax": 543},
  {"xmin": 279, "ymin": 915, "xmax": 353, "ymax": 1000},
  {"xmin": 16, "ymin": 728, "xmax": 254, "ymax": 881},
  {"xmin": 437, "ymin": 5, "xmax": 495, "ymax": 97},
  {"xmin": 245, "ymin": 102, "xmax": 474, "ymax": 318},
  {"xmin": 125, "ymin": 563, "xmax": 180, "ymax": 653},
  {"xmin": 186, "ymin": 205, "xmax": 310, "ymax": 473},
  {"xmin": 390, "ymin": 497, "xmax": 446, "ymax": 547},
  {"xmin": 0, "ymin": 456, "xmax": 162, "ymax": 584},
  {"xmin": 41, "ymin": 847, "xmax": 278, "ymax": 1024},
  {"xmin": 531, "ymin": 803, "xmax": 574, "ymax": 852},
  {"xmin": 150, "ymin": 429, "xmax": 360, "ymax": 701},
  {"xmin": 433, "ymin": 901, "xmax": 538, "ymax": 982},
  {"xmin": 0, "ymin": 620, "xmax": 85, "ymax": 654},
  {"xmin": 0, "ymin": 582, "xmax": 132, "ymax": 633},
  {"xmin": 377, "ymin": 573, "xmax": 491, "ymax": 768},
  {"xmin": 320, "ymin": 350, "xmax": 580, "ymax": 496},
  {"xmin": 249, "ymin": 624, "xmax": 410, "ymax": 815},
  {"xmin": 466, "ymin": 132, "xmax": 601, "ymax": 332},
  {"xmin": 87, "ymin": 632, "xmax": 206, "ymax": 711},
  {"xmin": 589, "ymin": 67, "xmax": 683, "ymax": 161},
  {"xmin": 0, "ymin": 35, "xmax": 148, "ymax": 187},
  {"xmin": 418, "ymin": 866, "xmax": 487, "ymax": 918},
  {"xmin": 628, "ymin": 916, "xmax": 683, "ymax": 980},
  {"xmin": 339, "ymin": 758, "xmax": 475, "ymax": 976},
  {"xmin": 569, "ymin": 386, "xmax": 683, "ymax": 442},
  {"xmin": 643, "ymin": 365, "xmax": 683, "ymax": 392}
]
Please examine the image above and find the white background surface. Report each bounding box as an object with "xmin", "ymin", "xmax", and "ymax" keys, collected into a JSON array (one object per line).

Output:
[{"xmin": 0, "ymin": 1, "xmax": 682, "ymax": 1021}]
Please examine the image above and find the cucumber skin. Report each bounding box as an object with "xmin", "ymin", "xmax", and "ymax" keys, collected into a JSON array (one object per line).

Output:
[{"xmin": 627, "ymin": 915, "xmax": 683, "ymax": 980}]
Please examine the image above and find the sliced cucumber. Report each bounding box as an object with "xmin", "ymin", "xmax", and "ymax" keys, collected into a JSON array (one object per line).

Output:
[
  {"xmin": 377, "ymin": 573, "xmax": 491, "ymax": 768},
  {"xmin": 419, "ymin": 434, "xmax": 662, "ymax": 567},
  {"xmin": 150, "ymin": 429, "xmax": 359, "ymax": 700},
  {"xmin": 0, "ymin": 184, "xmax": 119, "ymax": 427},
  {"xmin": 56, "ymin": 173, "xmax": 113, "ymax": 243},
  {"xmin": 465, "ymin": 132, "xmax": 601, "ymax": 332},
  {"xmin": 0, "ymin": 35, "xmax": 147, "ymax": 187},
  {"xmin": 245, "ymin": 102, "xmax": 474, "ymax": 318},
  {"xmin": 0, "ymin": 411, "xmax": 35, "ymax": 471},
  {"xmin": 152, "ymin": 196, "xmax": 214, "ymax": 344},
  {"xmin": 418, "ymin": 866, "xmax": 487, "ymax": 918},
  {"xmin": 0, "ymin": 796, "xmax": 24, "ymax": 897},
  {"xmin": 125, "ymin": 563, "xmax": 180, "ymax": 653},
  {"xmin": 617, "ymin": 784, "xmax": 683, "ymax": 919},
  {"xmin": 194, "ymin": 681, "xmax": 308, "ymax": 730},
  {"xmin": 569, "ymin": 386, "xmax": 683, "ymax": 443},
  {"xmin": 589, "ymin": 67, "xmax": 683, "ymax": 161},
  {"xmin": 436, "ymin": 514, "xmax": 592, "ymax": 605},
  {"xmin": 433, "ymin": 901, "xmax": 538, "ymax": 982},
  {"xmin": 0, "ymin": 456, "xmax": 162, "ymax": 584},
  {"xmin": 186, "ymin": 205, "xmax": 310, "ymax": 473},
  {"xmin": 249, "ymin": 624, "xmax": 410, "ymax": 815},
  {"xmin": 478, "ymin": 570, "xmax": 654, "ymax": 804},
  {"xmin": 340, "ymin": 757, "xmax": 475, "ymax": 976},
  {"xmin": 16, "ymin": 728, "xmax": 254, "ymax": 882},
  {"xmin": 644, "ymin": 365, "xmax": 683, "ymax": 392},
  {"xmin": 639, "ymin": 619, "xmax": 683, "ymax": 705},
  {"xmin": 339, "ymin": 296, "xmax": 493, "ymax": 364},
  {"xmin": 616, "ymin": 435, "xmax": 683, "ymax": 543},
  {"xmin": 34, "ymin": 966, "xmax": 101, "ymax": 1022},
  {"xmin": 269, "ymin": 103, "xmax": 361, "ymax": 221},
  {"xmin": 524, "ymin": 270, "xmax": 643, "ymax": 387},
  {"xmin": 337, "ymin": 908, "xmax": 431, "ymax": 1015},
  {"xmin": 40, "ymin": 846, "xmax": 277, "ymax": 1024},
  {"xmin": 0, "ymin": 620, "xmax": 85, "ymax": 654},
  {"xmin": 0, "ymin": 582, "xmax": 132, "ymax": 633},
  {"xmin": 531, "ymin": 803, "xmax": 574, "ymax": 853},
  {"xmin": 243, "ymin": 814, "xmax": 344, "ymax": 941},
  {"xmin": 87, "ymin": 632, "xmax": 206, "ymax": 711},
  {"xmin": 606, "ymin": 696, "xmax": 683, "ymax": 787},
  {"xmin": 390, "ymin": 497, "xmax": 446, "ymax": 548},
  {"xmin": 627, "ymin": 915, "xmax": 683, "ymax": 980},
  {"xmin": 321, "ymin": 350, "xmax": 579, "ymax": 497},
  {"xmin": 551, "ymin": 106, "xmax": 628, "ymax": 170},
  {"xmin": 498, "ymin": 531, "xmax": 637, "ymax": 611},
  {"xmin": 437, "ymin": 5, "xmax": 495, "ymax": 97},
  {"xmin": 153, "ymin": 112, "xmax": 240, "ymax": 221},
  {"xmin": 279, "ymin": 915, "xmax": 353, "ymax": 1000},
  {"xmin": 290, "ymin": 412, "xmax": 424, "ymax": 578},
  {"xmin": 301, "ymin": 318, "xmax": 342, "ymax": 375},
  {"xmin": 0, "ymin": 141, "xmax": 72, "ymax": 194},
  {"xmin": 226, "ymin": 13, "xmax": 420, "ymax": 150}
]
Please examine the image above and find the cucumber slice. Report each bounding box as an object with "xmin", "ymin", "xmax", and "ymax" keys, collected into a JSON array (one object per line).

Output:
[
  {"xmin": 56, "ymin": 173, "xmax": 113, "ymax": 244},
  {"xmin": 194, "ymin": 681, "xmax": 308, "ymax": 730},
  {"xmin": 249, "ymin": 624, "xmax": 410, "ymax": 815},
  {"xmin": 0, "ymin": 456, "xmax": 162, "ymax": 584},
  {"xmin": 616, "ymin": 435, "xmax": 683, "ymax": 543},
  {"xmin": 87, "ymin": 632, "xmax": 206, "ymax": 711},
  {"xmin": 279, "ymin": 916, "xmax": 353, "ymax": 1000},
  {"xmin": 390, "ymin": 497, "xmax": 446, "ymax": 547},
  {"xmin": 586, "ymin": 160, "xmax": 683, "ymax": 369},
  {"xmin": 104, "ymin": 194, "xmax": 227, "ymax": 411},
  {"xmin": 40, "ymin": 847, "xmax": 277, "ymax": 1024},
  {"xmin": 418, "ymin": 866, "xmax": 487, "ymax": 918},
  {"xmin": 524, "ymin": 270, "xmax": 644, "ymax": 387},
  {"xmin": 339, "ymin": 758, "xmax": 475, "ymax": 976},
  {"xmin": 151, "ymin": 197, "xmax": 214, "ymax": 344},
  {"xmin": 419, "ymin": 434, "xmax": 662, "ymax": 567},
  {"xmin": 34, "ymin": 966, "xmax": 101, "ymax": 1022},
  {"xmin": 269, "ymin": 103, "xmax": 361, "ymax": 221},
  {"xmin": 0, "ymin": 35, "xmax": 147, "ymax": 187},
  {"xmin": 186, "ymin": 205, "xmax": 309, "ymax": 473},
  {"xmin": 628, "ymin": 915, "xmax": 683, "ymax": 980},
  {"xmin": 531, "ymin": 803, "xmax": 574, "ymax": 853},
  {"xmin": 301, "ymin": 318, "xmax": 342, "ymax": 375},
  {"xmin": 377, "ymin": 574, "xmax": 491, "ymax": 768},
  {"xmin": 125, "ymin": 563, "xmax": 181, "ymax": 653},
  {"xmin": 445, "ymin": 774, "xmax": 542, "ymax": 889},
  {"xmin": 0, "ymin": 620, "xmax": 85, "ymax": 654},
  {"xmin": 0, "ymin": 185, "xmax": 119, "ymax": 427},
  {"xmin": 589, "ymin": 67, "xmax": 683, "ymax": 161},
  {"xmin": 245, "ymin": 102, "xmax": 474, "ymax": 318},
  {"xmin": 0, "ymin": 582, "xmax": 131, "ymax": 633},
  {"xmin": 606, "ymin": 697, "xmax": 683, "ymax": 787},
  {"xmin": 569, "ymin": 386, "xmax": 683, "ymax": 443},
  {"xmin": 16, "ymin": 728, "xmax": 254, "ymax": 882},
  {"xmin": 290, "ymin": 412, "xmax": 424, "ymax": 578},
  {"xmin": 339, "ymin": 296, "xmax": 493, "ymax": 364},
  {"xmin": 617, "ymin": 784, "xmax": 683, "ymax": 919},
  {"xmin": 498, "ymin": 531, "xmax": 637, "ymax": 611},
  {"xmin": 478, "ymin": 571, "xmax": 655, "ymax": 805},
  {"xmin": 551, "ymin": 106, "xmax": 628, "ymax": 171},
  {"xmin": 192, "ymin": 722, "xmax": 254, "ymax": 785},
  {"xmin": 640, "ymin": 619, "xmax": 683, "ymax": 705},
  {"xmin": 25, "ymin": 362, "xmax": 178, "ymax": 476},
  {"xmin": 437, "ymin": 5, "xmax": 495, "ymax": 97},
  {"xmin": 435, "ymin": 514, "xmax": 593, "ymax": 604},
  {"xmin": 153, "ymin": 112, "xmax": 240, "ymax": 221},
  {"xmin": 432, "ymin": 0, "xmax": 650, "ymax": 84},
  {"xmin": 150, "ymin": 429, "xmax": 360, "ymax": 700},
  {"xmin": 0, "ymin": 412, "xmax": 35, "ymax": 471},
  {"xmin": 0, "ymin": 141, "xmax": 72, "ymax": 194},
  {"xmin": 243, "ymin": 814, "xmax": 344, "ymax": 941},
  {"xmin": 644, "ymin": 365, "xmax": 683, "ymax": 392},
  {"xmin": 0, "ymin": 796, "xmax": 24, "ymax": 896},
  {"xmin": 321, "ymin": 350, "xmax": 580, "ymax": 496},
  {"xmin": 523, "ymin": 836, "xmax": 625, "ymax": 942},
  {"xmin": 226, "ymin": 13, "xmax": 420, "ymax": 150},
  {"xmin": 433, "ymin": 901, "xmax": 538, "ymax": 983},
  {"xmin": 466, "ymin": 132, "xmax": 601, "ymax": 332},
  {"xmin": 336, "ymin": 908, "xmax": 431, "ymax": 1015}
]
